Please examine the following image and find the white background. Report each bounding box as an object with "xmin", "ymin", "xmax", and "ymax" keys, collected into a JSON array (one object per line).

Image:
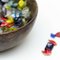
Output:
[{"xmin": 0, "ymin": 0, "xmax": 60, "ymax": 60}]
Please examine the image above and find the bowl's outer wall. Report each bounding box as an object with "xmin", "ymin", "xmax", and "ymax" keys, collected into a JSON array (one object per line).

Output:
[{"xmin": 0, "ymin": 0, "xmax": 38, "ymax": 51}]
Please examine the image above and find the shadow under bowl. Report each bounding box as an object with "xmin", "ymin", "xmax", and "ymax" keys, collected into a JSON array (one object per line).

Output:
[{"xmin": 0, "ymin": 0, "xmax": 38, "ymax": 52}]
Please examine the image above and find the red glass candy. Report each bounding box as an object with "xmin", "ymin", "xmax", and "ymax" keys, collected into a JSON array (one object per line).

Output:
[
  {"xmin": 42, "ymin": 40, "xmax": 57, "ymax": 56},
  {"xmin": 42, "ymin": 49, "xmax": 51, "ymax": 56},
  {"xmin": 49, "ymin": 40, "xmax": 57, "ymax": 46},
  {"xmin": 1, "ymin": 17, "xmax": 7, "ymax": 21},
  {"xmin": 56, "ymin": 32, "xmax": 60, "ymax": 38}
]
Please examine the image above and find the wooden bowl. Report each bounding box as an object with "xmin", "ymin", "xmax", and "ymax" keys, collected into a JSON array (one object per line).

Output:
[{"xmin": 0, "ymin": 0, "xmax": 38, "ymax": 51}]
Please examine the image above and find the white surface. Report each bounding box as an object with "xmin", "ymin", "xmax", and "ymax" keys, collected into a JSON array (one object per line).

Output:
[{"xmin": 0, "ymin": 0, "xmax": 60, "ymax": 60}]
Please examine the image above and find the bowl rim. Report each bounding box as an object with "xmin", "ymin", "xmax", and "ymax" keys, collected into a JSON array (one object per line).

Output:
[{"xmin": 0, "ymin": 0, "xmax": 38, "ymax": 35}]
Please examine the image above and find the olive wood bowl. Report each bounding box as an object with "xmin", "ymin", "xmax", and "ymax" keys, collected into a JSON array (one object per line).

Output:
[{"xmin": 0, "ymin": 0, "xmax": 38, "ymax": 52}]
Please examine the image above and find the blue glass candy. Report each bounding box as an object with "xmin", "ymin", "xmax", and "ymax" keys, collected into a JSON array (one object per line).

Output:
[
  {"xmin": 15, "ymin": 10, "xmax": 22, "ymax": 17},
  {"xmin": 45, "ymin": 42, "xmax": 54, "ymax": 51},
  {"xmin": 50, "ymin": 33, "xmax": 56, "ymax": 38},
  {"xmin": 11, "ymin": 9, "xmax": 22, "ymax": 18},
  {"xmin": 14, "ymin": 17, "xmax": 23, "ymax": 27}
]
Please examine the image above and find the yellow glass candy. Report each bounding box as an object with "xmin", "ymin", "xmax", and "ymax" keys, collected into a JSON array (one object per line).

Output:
[
  {"xmin": 5, "ymin": 5, "xmax": 11, "ymax": 10},
  {"xmin": 2, "ymin": 26, "xmax": 9, "ymax": 32},
  {"xmin": 9, "ymin": 27, "xmax": 17, "ymax": 31},
  {"xmin": 5, "ymin": 4, "xmax": 11, "ymax": 10},
  {"xmin": 6, "ymin": 16, "xmax": 14, "ymax": 24},
  {"xmin": 2, "ymin": 26, "xmax": 17, "ymax": 32},
  {"xmin": 18, "ymin": 0, "xmax": 26, "ymax": 10}
]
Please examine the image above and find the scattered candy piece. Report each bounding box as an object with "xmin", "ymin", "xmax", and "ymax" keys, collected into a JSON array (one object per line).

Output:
[
  {"xmin": 51, "ymin": 32, "xmax": 60, "ymax": 38},
  {"xmin": 50, "ymin": 33, "xmax": 56, "ymax": 38},
  {"xmin": 42, "ymin": 40, "xmax": 57, "ymax": 56},
  {"xmin": 55, "ymin": 32, "xmax": 60, "ymax": 38}
]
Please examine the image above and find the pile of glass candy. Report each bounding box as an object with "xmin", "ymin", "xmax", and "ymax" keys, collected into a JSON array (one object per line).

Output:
[{"xmin": 0, "ymin": 0, "xmax": 31, "ymax": 33}]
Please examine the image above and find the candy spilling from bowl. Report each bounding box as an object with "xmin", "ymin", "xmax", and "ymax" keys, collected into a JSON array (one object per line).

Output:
[{"xmin": 0, "ymin": 0, "xmax": 31, "ymax": 33}]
